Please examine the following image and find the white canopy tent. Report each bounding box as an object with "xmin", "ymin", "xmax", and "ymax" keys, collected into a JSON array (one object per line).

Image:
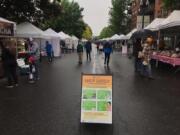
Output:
[
  {"xmin": 15, "ymin": 22, "xmax": 48, "ymax": 38},
  {"xmin": 0, "ymin": 17, "xmax": 15, "ymax": 24},
  {"xmin": 71, "ymin": 35, "xmax": 79, "ymax": 49},
  {"xmin": 110, "ymin": 34, "xmax": 121, "ymax": 40},
  {"xmin": 159, "ymin": 10, "xmax": 180, "ymax": 30},
  {"xmin": 119, "ymin": 34, "xmax": 128, "ymax": 40},
  {"xmin": 58, "ymin": 31, "xmax": 72, "ymax": 49},
  {"xmin": 42, "ymin": 28, "xmax": 61, "ymax": 57},
  {"xmin": 145, "ymin": 18, "xmax": 165, "ymax": 31},
  {"xmin": 15, "ymin": 22, "xmax": 51, "ymax": 57},
  {"xmin": 126, "ymin": 28, "xmax": 137, "ymax": 39}
]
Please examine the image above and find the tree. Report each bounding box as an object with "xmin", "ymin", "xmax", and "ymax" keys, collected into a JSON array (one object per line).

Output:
[
  {"xmin": 0, "ymin": 0, "xmax": 40, "ymax": 23},
  {"xmin": 163, "ymin": 0, "xmax": 180, "ymax": 10},
  {"xmin": 0, "ymin": 0, "xmax": 87, "ymax": 38},
  {"xmin": 99, "ymin": 26, "xmax": 114, "ymax": 39},
  {"xmin": 82, "ymin": 25, "xmax": 93, "ymax": 40},
  {"xmin": 109, "ymin": 0, "xmax": 129, "ymax": 34},
  {"xmin": 43, "ymin": 0, "xmax": 86, "ymax": 38}
]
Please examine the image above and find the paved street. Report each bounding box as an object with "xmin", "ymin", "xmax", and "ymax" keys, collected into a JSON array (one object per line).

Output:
[{"xmin": 0, "ymin": 47, "xmax": 180, "ymax": 135}]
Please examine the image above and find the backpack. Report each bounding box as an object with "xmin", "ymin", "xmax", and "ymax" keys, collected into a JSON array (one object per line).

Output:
[{"xmin": 77, "ymin": 44, "xmax": 83, "ymax": 52}]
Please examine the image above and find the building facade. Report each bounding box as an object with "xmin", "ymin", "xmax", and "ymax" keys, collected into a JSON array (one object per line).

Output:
[{"xmin": 129, "ymin": 0, "xmax": 170, "ymax": 29}]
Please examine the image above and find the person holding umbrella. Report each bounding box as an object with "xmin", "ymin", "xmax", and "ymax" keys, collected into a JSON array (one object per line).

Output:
[{"xmin": 133, "ymin": 38, "xmax": 143, "ymax": 73}]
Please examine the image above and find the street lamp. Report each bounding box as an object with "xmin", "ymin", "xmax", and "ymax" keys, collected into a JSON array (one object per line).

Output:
[{"xmin": 140, "ymin": 0, "xmax": 149, "ymax": 29}]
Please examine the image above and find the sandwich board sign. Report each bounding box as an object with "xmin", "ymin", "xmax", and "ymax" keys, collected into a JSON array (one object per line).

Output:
[{"xmin": 81, "ymin": 74, "xmax": 112, "ymax": 124}]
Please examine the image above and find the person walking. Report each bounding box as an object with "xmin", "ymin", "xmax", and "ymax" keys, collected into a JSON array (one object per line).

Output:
[
  {"xmin": 85, "ymin": 40, "xmax": 92, "ymax": 61},
  {"xmin": 0, "ymin": 41, "xmax": 18, "ymax": 88},
  {"xmin": 140, "ymin": 37, "xmax": 154, "ymax": 79},
  {"xmin": 133, "ymin": 38, "xmax": 143, "ymax": 73},
  {"xmin": 28, "ymin": 38, "xmax": 40, "ymax": 81},
  {"xmin": 77, "ymin": 41, "xmax": 84, "ymax": 64},
  {"xmin": 96, "ymin": 42, "xmax": 100, "ymax": 54},
  {"xmin": 103, "ymin": 41, "xmax": 112, "ymax": 66},
  {"xmin": 45, "ymin": 41, "xmax": 53, "ymax": 62}
]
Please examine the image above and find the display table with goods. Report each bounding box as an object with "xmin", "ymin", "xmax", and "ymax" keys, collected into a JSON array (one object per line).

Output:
[{"xmin": 151, "ymin": 50, "xmax": 180, "ymax": 73}]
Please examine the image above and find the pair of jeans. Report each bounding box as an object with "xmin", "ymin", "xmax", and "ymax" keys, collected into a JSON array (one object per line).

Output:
[
  {"xmin": 78, "ymin": 52, "xmax": 83, "ymax": 63},
  {"xmin": 134, "ymin": 57, "xmax": 142, "ymax": 72},
  {"xmin": 141, "ymin": 64, "xmax": 152, "ymax": 77},
  {"xmin": 104, "ymin": 53, "xmax": 110, "ymax": 65},
  {"xmin": 86, "ymin": 51, "xmax": 91, "ymax": 61},
  {"xmin": 5, "ymin": 66, "xmax": 18, "ymax": 85},
  {"xmin": 47, "ymin": 52, "xmax": 52, "ymax": 62},
  {"xmin": 30, "ymin": 60, "xmax": 40, "ymax": 80}
]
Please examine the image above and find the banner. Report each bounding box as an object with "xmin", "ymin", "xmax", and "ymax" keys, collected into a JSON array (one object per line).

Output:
[
  {"xmin": 0, "ymin": 21, "xmax": 14, "ymax": 36},
  {"xmin": 81, "ymin": 74, "xmax": 113, "ymax": 124}
]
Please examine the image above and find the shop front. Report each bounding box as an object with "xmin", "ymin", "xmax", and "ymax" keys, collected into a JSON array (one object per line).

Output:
[{"xmin": 0, "ymin": 17, "xmax": 15, "ymax": 78}]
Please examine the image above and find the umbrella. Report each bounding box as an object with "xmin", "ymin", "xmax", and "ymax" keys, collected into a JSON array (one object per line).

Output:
[{"xmin": 131, "ymin": 29, "xmax": 156, "ymax": 39}]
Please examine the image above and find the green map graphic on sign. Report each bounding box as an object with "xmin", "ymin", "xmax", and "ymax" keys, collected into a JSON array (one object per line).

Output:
[
  {"xmin": 82, "ymin": 101, "xmax": 96, "ymax": 111},
  {"xmin": 83, "ymin": 90, "xmax": 96, "ymax": 99},
  {"xmin": 97, "ymin": 90, "xmax": 111, "ymax": 100},
  {"xmin": 97, "ymin": 101, "xmax": 108, "ymax": 111}
]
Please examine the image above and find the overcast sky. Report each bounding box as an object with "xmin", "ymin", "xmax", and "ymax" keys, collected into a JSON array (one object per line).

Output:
[{"xmin": 73, "ymin": 0, "xmax": 112, "ymax": 36}]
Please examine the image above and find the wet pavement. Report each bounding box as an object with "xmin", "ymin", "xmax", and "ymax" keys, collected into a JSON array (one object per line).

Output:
[{"xmin": 0, "ymin": 47, "xmax": 180, "ymax": 135}]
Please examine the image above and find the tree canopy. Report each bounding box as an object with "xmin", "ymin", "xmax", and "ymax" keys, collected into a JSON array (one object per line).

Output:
[
  {"xmin": 99, "ymin": 0, "xmax": 130, "ymax": 38},
  {"xmin": 82, "ymin": 25, "xmax": 93, "ymax": 40},
  {"xmin": 99, "ymin": 26, "xmax": 114, "ymax": 39},
  {"xmin": 163, "ymin": 0, "xmax": 180, "ymax": 10},
  {"xmin": 0, "ymin": 0, "xmax": 88, "ymax": 38}
]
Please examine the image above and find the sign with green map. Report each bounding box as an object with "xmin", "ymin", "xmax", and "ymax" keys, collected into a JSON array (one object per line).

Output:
[{"xmin": 81, "ymin": 74, "xmax": 112, "ymax": 124}]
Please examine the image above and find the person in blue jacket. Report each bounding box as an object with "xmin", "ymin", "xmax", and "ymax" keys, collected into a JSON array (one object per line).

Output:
[
  {"xmin": 45, "ymin": 41, "xmax": 53, "ymax": 62},
  {"xmin": 85, "ymin": 40, "xmax": 92, "ymax": 61},
  {"xmin": 103, "ymin": 41, "xmax": 112, "ymax": 66}
]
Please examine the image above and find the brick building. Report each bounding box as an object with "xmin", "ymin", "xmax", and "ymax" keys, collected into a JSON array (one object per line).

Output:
[{"xmin": 129, "ymin": 0, "xmax": 170, "ymax": 29}]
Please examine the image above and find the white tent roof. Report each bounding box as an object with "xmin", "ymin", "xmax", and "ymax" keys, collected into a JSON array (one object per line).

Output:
[
  {"xmin": 119, "ymin": 34, "xmax": 128, "ymax": 40},
  {"xmin": 126, "ymin": 28, "xmax": 137, "ymax": 39},
  {"xmin": 0, "ymin": 17, "xmax": 16, "ymax": 24},
  {"xmin": 15, "ymin": 22, "xmax": 47, "ymax": 38},
  {"xmin": 110, "ymin": 34, "xmax": 121, "ymax": 40},
  {"xmin": 72, "ymin": 35, "xmax": 79, "ymax": 40},
  {"xmin": 81, "ymin": 38, "xmax": 88, "ymax": 42},
  {"xmin": 159, "ymin": 10, "xmax": 180, "ymax": 29},
  {"xmin": 58, "ymin": 31, "xmax": 71, "ymax": 40},
  {"xmin": 145, "ymin": 18, "xmax": 165, "ymax": 31},
  {"xmin": 44, "ymin": 28, "xmax": 60, "ymax": 38}
]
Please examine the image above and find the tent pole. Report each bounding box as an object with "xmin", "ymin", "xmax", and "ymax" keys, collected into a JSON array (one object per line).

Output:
[
  {"xmin": 156, "ymin": 30, "xmax": 160, "ymax": 68},
  {"xmin": 174, "ymin": 35, "xmax": 177, "ymax": 49},
  {"xmin": 40, "ymin": 38, "xmax": 42, "ymax": 62}
]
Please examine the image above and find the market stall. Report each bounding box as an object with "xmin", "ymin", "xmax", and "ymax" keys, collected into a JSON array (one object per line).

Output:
[
  {"xmin": 15, "ymin": 22, "xmax": 49, "ymax": 58},
  {"xmin": 150, "ymin": 10, "xmax": 180, "ymax": 71},
  {"xmin": 71, "ymin": 35, "xmax": 79, "ymax": 50},
  {"xmin": 58, "ymin": 31, "xmax": 72, "ymax": 51},
  {"xmin": 0, "ymin": 17, "xmax": 16, "ymax": 78},
  {"xmin": 43, "ymin": 28, "xmax": 61, "ymax": 57}
]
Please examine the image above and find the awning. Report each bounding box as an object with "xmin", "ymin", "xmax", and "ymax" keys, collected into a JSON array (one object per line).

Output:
[
  {"xmin": 159, "ymin": 10, "xmax": 180, "ymax": 30},
  {"xmin": 15, "ymin": 22, "xmax": 48, "ymax": 39},
  {"xmin": 145, "ymin": 18, "xmax": 165, "ymax": 31},
  {"xmin": 0, "ymin": 17, "xmax": 16, "ymax": 36}
]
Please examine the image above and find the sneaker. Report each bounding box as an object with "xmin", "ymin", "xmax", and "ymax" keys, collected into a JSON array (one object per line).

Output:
[{"xmin": 6, "ymin": 85, "xmax": 14, "ymax": 88}]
